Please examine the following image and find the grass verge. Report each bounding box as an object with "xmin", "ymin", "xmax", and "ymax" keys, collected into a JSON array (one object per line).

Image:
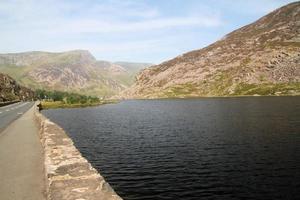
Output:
[{"xmin": 40, "ymin": 100, "xmax": 119, "ymax": 110}]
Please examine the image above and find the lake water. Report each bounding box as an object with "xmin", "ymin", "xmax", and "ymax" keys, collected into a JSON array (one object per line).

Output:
[{"xmin": 42, "ymin": 97, "xmax": 300, "ymax": 200}]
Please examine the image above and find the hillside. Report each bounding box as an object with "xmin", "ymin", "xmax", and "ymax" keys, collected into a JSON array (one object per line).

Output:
[
  {"xmin": 125, "ymin": 2, "xmax": 300, "ymax": 98},
  {"xmin": 0, "ymin": 73, "xmax": 35, "ymax": 102},
  {"xmin": 114, "ymin": 62, "xmax": 153, "ymax": 74},
  {"xmin": 0, "ymin": 50, "xmax": 151, "ymax": 97}
]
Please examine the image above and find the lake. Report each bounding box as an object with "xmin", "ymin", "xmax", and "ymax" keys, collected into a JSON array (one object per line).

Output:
[{"xmin": 42, "ymin": 97, "xmax": 300, "ymax": 200}]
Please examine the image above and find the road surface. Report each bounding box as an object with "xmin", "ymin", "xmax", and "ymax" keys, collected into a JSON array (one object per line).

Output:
[
  {"xmin": 0, "ymin": 102, "xmax": 35, "ymax": 132},
  {"xmin": 0, "ymin": 102, "xmax": 46, "ymax": 200}
]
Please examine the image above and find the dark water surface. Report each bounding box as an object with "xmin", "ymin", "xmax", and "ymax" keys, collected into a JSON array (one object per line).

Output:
[{"xmin": 42, "ymin": 97, "xmax": 300, "ymax": 200}]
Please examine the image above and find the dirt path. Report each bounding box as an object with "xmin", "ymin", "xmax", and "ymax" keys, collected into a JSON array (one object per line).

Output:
[{"xmin": 0, "ymin": 104, "xmax": 46, "ymax": 200}]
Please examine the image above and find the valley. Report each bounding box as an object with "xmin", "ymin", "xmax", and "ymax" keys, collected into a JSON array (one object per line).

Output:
[{"xmin": 0, "ymin": 50, "xmax": 152, "ymax": 97}]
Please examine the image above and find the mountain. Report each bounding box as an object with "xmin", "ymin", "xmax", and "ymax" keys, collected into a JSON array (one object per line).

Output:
[
  {"xmin": 125, "ymin": 2, "xmax": 300, "ymax": 98},
  {"xmin": 114, "ymin": 62, "xmax": 153, "ymax": 74},
  {"xmin": 0, "ymin": 50, "xmax": 151, "ymax": 97},
  {"xmin": 0, "ymin": 73, "xmax": 35, "ymax": 102}
]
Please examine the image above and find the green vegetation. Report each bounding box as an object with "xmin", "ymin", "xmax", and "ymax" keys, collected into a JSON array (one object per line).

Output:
[
  {"xmin": 209, "ymin": 71, "xmax": 235, "ymax": 95},
  {"xmin": 156, "ymin": 81, "xmax": 300, "ymax": 98},
  {"xmin": 233, "ymin": 82, "xmax": 300, "ymax": 96},
  {"xmin": 0, "ymin": 51, "xmax": 152, "ymax": 97},
  {"xmin": 36, "ymin": 89, "xmax": 99, "ymax": 103},
  {"xmin": 163, "ymin": 83, "xmax": 200, "ymax": 98},
  {"xmin": 266, "ymin": 41, "xmax": 300, "ymax": 48},
  {"xmin": 36, "ymin": 89, "xmax": 118, "ymax": 109},
  {"xmin": 40, "ymin": 100, "xmax": 117, "ymax": 109}
]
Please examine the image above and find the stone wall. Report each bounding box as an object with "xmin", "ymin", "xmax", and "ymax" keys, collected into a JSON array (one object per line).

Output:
[
  {"xmin": 0, "ymin": 100, "xmax": 20, "ymax": 107},
  {"xmin": 34, "ymin": 106, "xmax": 122, "ymax": 200}
]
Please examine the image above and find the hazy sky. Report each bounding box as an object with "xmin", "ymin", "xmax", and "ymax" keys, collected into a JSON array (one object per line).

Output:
[{"xmin": 0, "ymin": 0, "xmax": 295, "ymax": 63}]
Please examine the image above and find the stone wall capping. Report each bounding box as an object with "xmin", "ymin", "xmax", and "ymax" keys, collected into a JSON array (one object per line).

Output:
[{"xmin": 34, "ymin": 104, "xmax": 122, "ymax": 200}]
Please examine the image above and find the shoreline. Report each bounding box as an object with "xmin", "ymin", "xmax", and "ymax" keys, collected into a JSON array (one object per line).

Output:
[
  {"xmin": 40, "ymin": 100, "xmax": 119, "ymax": 110},
  {"xmin": 38, "ymin": 95, "xmax": 300, "ymax": 110},
  {"xmin": 124, "ymin": 94, "xmax": 300, "ymax": 101},
  {"xmin": 34, "ymin": 104, "xmax": 122, "ymax": 200}
]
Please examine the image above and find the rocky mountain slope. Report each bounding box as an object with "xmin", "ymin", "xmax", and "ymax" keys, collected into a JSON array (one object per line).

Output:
[
  {"xmin": 0, "ymin": 50, "xmax": 151, "ymax": 97},
  {"xmin": 0, "ymin": 73, "xmax": 35, "ymax": 102},
  {"xmin": 125, "ymin": 2, "xmax": 300, "ymax": 98}
]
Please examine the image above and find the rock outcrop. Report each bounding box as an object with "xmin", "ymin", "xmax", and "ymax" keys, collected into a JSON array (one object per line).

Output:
[
  {"xmin": 0, "ymin": 50, "xmax": 152, "ymax": 97},
  {"xmin": 125, "ymin": 2, "xmax": 300, "ymax": 98},
  {"xmin": 0, "ymin": 73, "xmax": 35, "ymax": 102}
]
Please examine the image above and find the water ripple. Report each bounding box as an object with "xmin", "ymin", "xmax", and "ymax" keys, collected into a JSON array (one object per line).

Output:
[{"xmin": 43, "ymin": 97, "xmax": 300, "ymax": 200}]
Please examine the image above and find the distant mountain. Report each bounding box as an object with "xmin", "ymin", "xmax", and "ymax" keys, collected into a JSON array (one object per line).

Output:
[
  {"xmin": 0, "ymin": 50, "xmax": 151, "ymax": 97},
  {"xmin": 115, "ymin": 62, "xmax": 153, "ymax": 74},
  {"xmin": 125, "ymin": 2, "xmax": 300, "ymax": 98},
  {"xmin": 0, "ymin": 73, "xmax": 34, "ymax": 102}
]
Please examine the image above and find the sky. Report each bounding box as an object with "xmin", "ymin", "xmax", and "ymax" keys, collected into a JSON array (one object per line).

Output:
[{"xmin": 0, "ymin": 0, "xmax": 296, "ymax": 63}]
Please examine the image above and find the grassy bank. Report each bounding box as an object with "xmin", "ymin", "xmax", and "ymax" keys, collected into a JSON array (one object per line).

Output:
[
  {"xmin": 40, "ymin": 100, "xmax": 118, "ymax": 110},
  {"xmin": 158, "ymin": 82, "xmax": 300, "ymax": 98},
  {"xmin": 36, "ymin": 89, "xmax": 119, "ymax": 109}
]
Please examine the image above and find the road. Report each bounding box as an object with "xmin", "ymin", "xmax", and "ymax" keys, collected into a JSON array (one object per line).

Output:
[
  {"xmin": 0, "ymin": 102, "xmax": 35, "ymax": 132},
  {"xmin": 0, "ymin": 102, "xmax": 46, "ymax": 200}
]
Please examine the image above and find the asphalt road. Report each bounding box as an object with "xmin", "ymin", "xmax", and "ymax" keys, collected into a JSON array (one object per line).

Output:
[{"xmin": 0, "ymin": 101, "xmax": 35, "ymax": 132}]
